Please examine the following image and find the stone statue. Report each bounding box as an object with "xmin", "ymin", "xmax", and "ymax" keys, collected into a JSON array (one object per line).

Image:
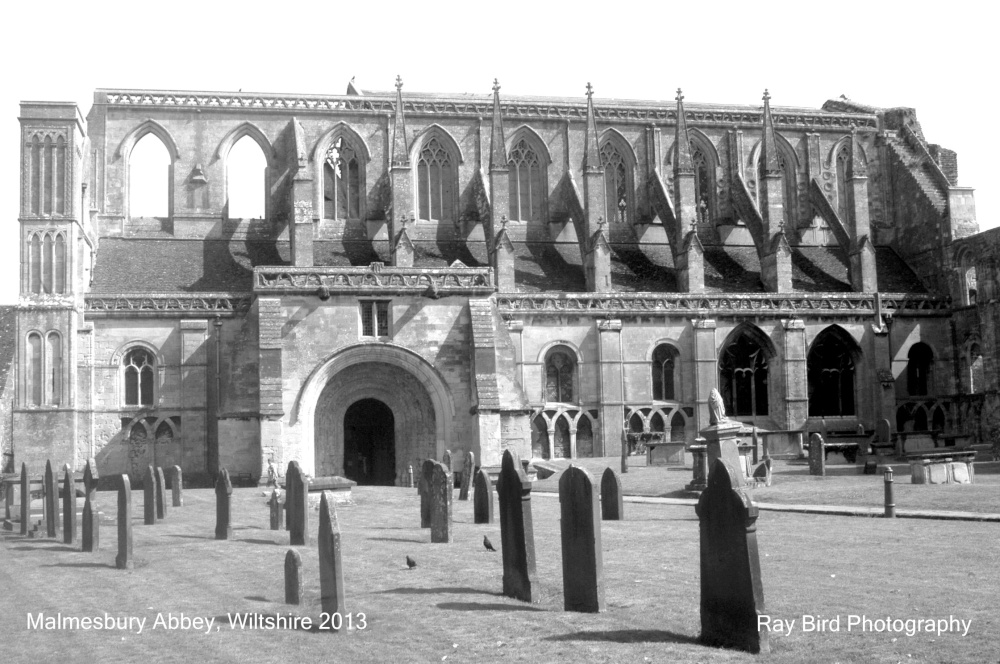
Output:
[{"xmin": 709, "ymin": 388, "xmax": 729, "ymax": 426}]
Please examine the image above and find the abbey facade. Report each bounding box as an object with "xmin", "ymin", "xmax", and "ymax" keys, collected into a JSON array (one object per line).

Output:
[{"xmin": 4, "ymin": 80, "xmax": 994, "ymax": 484}]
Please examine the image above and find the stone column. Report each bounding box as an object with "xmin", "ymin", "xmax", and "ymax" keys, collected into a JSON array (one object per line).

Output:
[
  {"xmin": 597, "ymin": 319, "xmax": 624, "ymax": 457},
  {"xmin": 780, "ymin": 319, "xmax": 808, "ymax": 430},
  {"xmin": 692, "ymin": 319, "xmax": 718, "ymax": 433},
  {"xmin": 290, "ymin": 173, "xmax": 314, "ymax": 267}
]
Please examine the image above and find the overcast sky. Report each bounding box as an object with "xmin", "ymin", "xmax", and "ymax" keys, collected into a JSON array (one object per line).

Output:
[{"xmin": 2, "ymin": 0, "xmax": 996, "ymax": 304}]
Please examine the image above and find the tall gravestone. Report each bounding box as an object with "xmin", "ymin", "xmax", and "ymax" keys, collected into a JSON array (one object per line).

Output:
[
  {"xmin": 269, "ymin": 489, "xmax": 284, "ymax": 530},
  {"xmin": 429, "ymin": 461, "xmax": 453, "ymax": 543},
  {"xmin": 696, "ymin": 458, "xmax": 768, "ymax": 654},
  {"xmin": 559, "ymin": 465, "xmax": 605, "ymax": 612},
  {"xmin": 808, "ymin": 433, "xmax": 825, "ymax": 477},
  {"xmin": 600, "ymin": 467, "xmax": 624, "ymax": 521},
  {"xmin": 419, "ymin": 459, "xmax": 435, "ymax": 529},
  {"xmin": 44, "ymin": 460, "xmax": 59, "ymax": 538},
  {"xmin": 497, "ymin": 449, "xmax": 538, "ymax": 603},
  {"xmin": 62, "ymin": 464, "xmax": 76, "ymax": 544},
  {"xmin": 459, "ymin": 451, "xmax": 474, "ymax": 500},
  {"xmin": 19, "ymin": 462, "xmax": 28, "ymax": 535},
  {"xmin": 82, "ymin": 458, "xmax": 99, "ymax": 552},
  {"xmin": 286, "ymin": 461, "xmax": 309, "ymax": 546},
  {"xmin": 116, "ymin": 474, "xmax": 133, "ymax": 569},
  {"xmin": 284, "ymin": 549, "xmax": 302, "ymax": 605},
  {"xmin": 143, "ymin": 465, "xmax": 157, "ymax": 525},
  {"xmin": 318, "ymin": 491, "xmax": 346, "ymax": 622},
  {"xmin": 155, "ymin": 467, "xmax": 168, "ymax": 519},
  {"xmin": 171, "ymin": 466, "xmax": 183, "ymax": 507},
  {"xmin": 215, "ymin": 468, "xmax": 233, "ymax": 540},
  {"xmin": 473, "ymin": 468, "xmax": 494, "ymax": 524},
  {"xmin": 405, "ymin": 465, "xmax": 414, "ymax": 489}
]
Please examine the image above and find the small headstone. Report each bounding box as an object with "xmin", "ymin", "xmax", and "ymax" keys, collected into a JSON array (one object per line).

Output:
[
  {"xmin": 876, "ymin": 418, "xmax": 891, "ymax": 445},
  {"xmin": 82, "ymin": 458, "xmax": 99, "ymax": 552},
  {"xmin": 44, "ymin": 460, "xmax": 59, "ymax": 538},
  {"xmin": 419, "ymin": 460, "xmax": 435, "ymax": 529},
  {"xmin": 155, "ymin": 467, "xmax": 168, "ymax": 519},
  {"xmin": 286, "ymin": 461, "xmax": 309, "ymax": 546},
  {"xmin": 808, "ymin": 433, "xmax": 825, "ymax": 477},
  {"xmin": 62, "ymin": 464, "xmax": 76, "ymax": 545},
  {"xmin": 951, "ymin": 461, "xmax": 972, "ymax": 484},
  {"xmin": 284, "ymin": 549, "xmax": 302, "ymax": 605},
  {"xmin": 215, "ymin": 468, "xmax": 233, "ymax": 540},
  {"xmin": 171, "ymin": 466, "xmax": 183, "ymax": 507},
  {"xmin": 143, "ymin": 465, "xmax": 157, "ymax": 525},
  {"xmin": 19, "ymin": 462, "xmax": 28, "ymax": 535},
  {"xmin": 696, "ymin": 458, "xmax": 768, "ymax": 654},
  {"xmin": 442, "ymin": 449, "xmax": 453, "ymax": 472},
  {"xmin": 269, "ymin": 489, "xmax": 284, "ymax": 530},
  {"xmin": 559, "ymin": 465, "xmax": 605, "ymax": 612},
  {"xmin": 600, "ymin": 467, "xmax": 624, "ymax": 521},
  {"xmin": 429, "ymin": 461, "xmax": 453, "ymax": 544},
  {"xmin": 318, "ymin": 491, "xmax": 346, "ymax": 621},
  {"xmin": 116, "ymin": 474, "xmax": 133, "ymax": 569},
  {"xmin": 459, "ymin": 451, "xmax": 475, "ymax": 500},
  {"xmin": 497, "ymin": 449, "xmax": 538, "ymax": 603},
  {"xmin": 473, "ymin": 468, "xmax": 494, "ymax": 524},
  {"xmin": 405, "ymin": 464, "xmax": 414, "ymax": 489}
]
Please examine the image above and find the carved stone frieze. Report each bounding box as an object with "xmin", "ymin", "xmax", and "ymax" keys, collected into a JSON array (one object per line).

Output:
[
  {"xmin": 254, "ymin": 264, "xmax": 495, "ymax": 296},
  {"xmin": 84, "ymin": 293, "xmax": 251, "ymax": 316}
]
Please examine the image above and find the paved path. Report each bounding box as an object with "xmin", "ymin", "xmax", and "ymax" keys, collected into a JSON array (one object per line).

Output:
[{"xmin": 532, "ymin": 491, "xmax": 1000, "ymax": 522}]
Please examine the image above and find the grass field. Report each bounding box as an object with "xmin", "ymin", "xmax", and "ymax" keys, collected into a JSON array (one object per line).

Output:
[{"xmin": 1, "ymin": 478, "xmax": 998, "ymax": 664}]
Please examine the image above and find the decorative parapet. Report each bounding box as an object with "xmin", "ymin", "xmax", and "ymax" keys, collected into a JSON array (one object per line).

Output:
[
  {"xmin": 254, "ymin": 263, "xmax": 495, "ymax": 296},
  {"xmin": 99, "ymin": 89, "xmax": 877, "ymax": 130},
  {"xmin": 495, "ymin": 293, "xmax": 950, "ymax": 317},
  {"xmin": 84, "ymin": 293, "xmax": 252, "ymax": 317}
]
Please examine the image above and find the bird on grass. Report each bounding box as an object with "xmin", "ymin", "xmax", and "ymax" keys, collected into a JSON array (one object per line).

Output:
[
  {"xmin": 406, "ymin": 555, "xmax": 417, "ymax": 569},
  {"xmin": 483, "ymin": 535, "xmax": 496, "ymax": 552}
]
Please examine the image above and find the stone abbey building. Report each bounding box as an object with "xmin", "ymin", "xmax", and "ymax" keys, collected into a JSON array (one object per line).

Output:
[{"xmin": 3, "ymin": 79, "xmax": 996, "ymax": 484}]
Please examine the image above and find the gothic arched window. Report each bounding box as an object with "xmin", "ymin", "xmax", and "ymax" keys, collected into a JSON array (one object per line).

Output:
[
  {"xmin": 652, "ymin": 344, "xmax": 678, "ymax": 401},
  {"xmin": 227, "ymin": 135, "xmax": 267, "ymax": 220},
  {"xmin": 692, "ymin": 149, "xmax": 714, "ymax": 224},
  {"xmin": 545, "ymin": 349, "xmax": 575, "ymax": 403},
  {"xmin": 600, "ymin": 140, "xmax": 631, "ymax": 224},
  {"xmin": 124, "ymin": 348, "xmax": 155, "ymax": 407},
  {"xmin": 417, "ymin": 137, "xmax": 456, "ymax": 222},
  {"xmin": 807, "ymin": 329, "xmax": 856, "ymax": 417},
  {"xmin": 46, "ymin": 332, "xmax": 62, "ymax": 407},
  {"xmin": 720, "ymin": 332, "xmax": 769, "ymax": 417},
  {"xmin": 836, "ymin": 145, "xmax": 850, "ymax": 220},
  {"xmin": 508, "ymin": 138, "xmax": 545, "ymax": 222},
  {"xmin": 26, "ymin": 332, "xmax": 42, "ymax": 407},
  {"xmin": 906, "ymin": 343, "xmax": 934, "ymax": 397},
  {"xmin": 324, "ymin": 138, "xmax": 362, "ymax": 220},
  {"xmin": 130, "ymin": 134, "xmax": 171, "ymax": 219}
]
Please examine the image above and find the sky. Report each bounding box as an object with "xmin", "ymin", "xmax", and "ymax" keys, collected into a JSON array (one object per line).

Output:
[{"xmin": 2, "ymin": 0, "xmax": 997, "ymax": 304}]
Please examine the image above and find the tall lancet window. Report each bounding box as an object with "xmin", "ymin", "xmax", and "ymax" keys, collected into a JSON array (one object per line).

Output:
[
  {"xmin": 692, "ymin": 149, "xmax": 714, "ymax": 223},
  {"xmin": 324, "ymin": 138, "xmax": 362, "ymax": 220},
  {"xmin": 124, "ymin": 348, "xmax": 155, "ymax": 407},
  {"xmin": 508, "ymin": 139, "xmax": 545, "ymax": 222},
  {"xmin": 417, "ymin": 137, "xmax": 456, "ymax": 222},
  {"xmin": 600, "ymin": 141, "xmax": 630, "ymax": 224},
  {"xmin": 836, "ymin": 145, "xmax": 850, "ymax": 220}
]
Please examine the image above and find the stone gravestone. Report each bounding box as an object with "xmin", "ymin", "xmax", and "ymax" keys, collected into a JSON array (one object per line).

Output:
[
  {"xmin": 143, "ymin": 465, "xmax": 157, "ymax": 525},
  {"xmin": 696, "ymin": 458, "xmax": 768, "ymax": 654},
  {"xmin": 600, "ymin": 467, "xmax": 624, "ymax": 521},
  {"xmin": 269, "ymin": 489, "xmax": 284, "ymax": 530},
  {"xmin": 459, "ymin": 451, "xmax": 475, "ymax": 500},
  {"xmin": 155, "ymin": 467, "xmax": 168, "ymax": 519},
  {"xmin": 44, "ymin": 460, "xmax": 59, "ymax": 538},
  {"xmin": 419, "ymin": 459, "xmax": 435, "ymax": 529},
  {"xmin": 62, "ymin": 464, "xmax": 77, "ymax": 545},
  {"xmin": 473, "ymin": 468, "xmax": 494, "ymax": 524},
  {"xmin": 559, "ymin": 465, "xmax": 605, "ymax": 612},
  {"xmin": 429, "ymin": 461, "xmax": 453, "ymax": 543},
  {"xmin": 497, "ymin": 449, "xmax": 538, "ymax": 603},
  {"xmin": 284, "ymin": 549, "xmax": 302, "ymax": 605},
  {"xmin": 405, "ymin": 465, "xmax": 414, "ymax": 489},
  {"xmin": 442, "ymin": 449, "xmax": 453, "ymax": 472},
  {"xmin": 172, "ymin": 466, "xmax": 184, "ymax": 507},
  {"xmin": 286, "ymin": 461, "xmax": 309, "ymax": 546},
  {"xmin": 116, "ymin": 474, "xmax": 133, "ymax": 570},
  {"xmin": 82, "ymin": 458, "xmax": 99, "ymax": 552},
  {"xmin": 808, "ymin": 433, "xmax": 825, "ymax": 477},
  {"xmin": 19, "ymin": 462, "xmax": 28, "ymax": 535},
  {"xmin": 318, "ymin": 491, "xmax": 346, "ymax": 622},
  {"xmin": 215, "ymin": 468, "xmax": 233, "ymax": 540}
]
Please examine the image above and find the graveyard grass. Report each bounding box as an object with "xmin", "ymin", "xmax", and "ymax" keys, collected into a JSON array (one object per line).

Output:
[{"xmin": 1, "ymin": 472, "xmax": 997, "ymax": 664}]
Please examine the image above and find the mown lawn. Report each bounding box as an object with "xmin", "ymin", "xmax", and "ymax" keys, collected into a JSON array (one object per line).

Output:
[{"xmin": 1, "ymin": 482, "xmax": 997, "ymax": 664}]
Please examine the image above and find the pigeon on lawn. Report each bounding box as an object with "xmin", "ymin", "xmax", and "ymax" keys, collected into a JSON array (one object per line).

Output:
[
  {"xmin": 406, "ymin": 555, "xmax": 417, "ymax": 569},
  {"xmin": 483, "ymin": 535, "xmax": 496, "ymax": 552}
]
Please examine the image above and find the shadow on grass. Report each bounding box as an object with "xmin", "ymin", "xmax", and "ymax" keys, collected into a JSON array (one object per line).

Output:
[
  {"xmin": 437, "ymin": 601, "xmax": 547, "ymax": 612},
  {"xmin": 377, "ymin": 586, "xmax": 495, "ymax": 596},
  {"xmin": 367, "ymin": 537, "xmax": 425, "ymax": 543},
  {"xmin": 42, "ymin": 562, "xmax": 115, "ymax": 569},
  {"xmin": 168, "ymin": 535, "xmax": 215, "ymax": 540},
  {"xmin": 237, "ymin": 539, "xmax": 280, "ymax": 546},
  {"xmin": 9, "ymin": 544, "xmax": 78, "ymax": 552},
  {"xmin": 244, "ymin": 595, "xmax": 270, "ymax": 602},
  {"xmin": 544, "ymin": 629, "xmax": 699, "ymax": 644}
]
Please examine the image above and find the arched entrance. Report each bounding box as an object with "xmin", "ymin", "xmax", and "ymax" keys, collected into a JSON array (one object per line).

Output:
[{"xmin": 343, "ymin": 398, "xmax": 395, "ymax": 485}]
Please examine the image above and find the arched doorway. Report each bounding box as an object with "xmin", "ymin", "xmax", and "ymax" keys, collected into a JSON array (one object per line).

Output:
[{"xmin": 343, "ymin": 398, "xmax": 395, "ymax": 485}]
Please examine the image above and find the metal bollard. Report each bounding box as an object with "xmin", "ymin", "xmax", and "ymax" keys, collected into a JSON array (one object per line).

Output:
[{"xmin": 883, "ymin": 466, "xmax": 896, "ymax": 518}]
